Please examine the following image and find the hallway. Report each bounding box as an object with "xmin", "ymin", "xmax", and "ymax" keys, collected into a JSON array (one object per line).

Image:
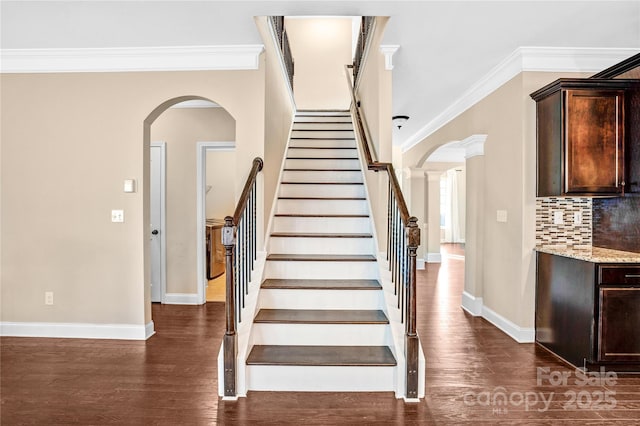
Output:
[{"xmin": 2, "ymin": 247, "xmax": 639, "ymax": 424}]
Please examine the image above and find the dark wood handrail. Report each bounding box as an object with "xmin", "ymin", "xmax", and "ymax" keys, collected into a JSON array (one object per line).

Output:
[
  {"xmin": 222, "ymin": 156, "xmax": 263, "ymax": 398},
  {"xmin": 345, "ymin": 65, "xmax": 413, "ymax": 227},
  {"xmin": 344, "ymin": 63, "xmax": 421, "ymax": 399},
  {"xmin": 231, "ymin": 157, "xmax": 264, "ymax": 224}
]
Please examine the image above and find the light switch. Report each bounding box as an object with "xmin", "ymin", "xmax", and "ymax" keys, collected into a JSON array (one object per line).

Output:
[
  {"xmin": 124, "ymin": 179, "xmax": 136, "ymax": 193},
  {"xmin": 496, "ymin": 210, "xmax": 508, "ymax": 223},
  {"xmin": 574, "ymin": 211, "xmax": 582, "ymax": 225},
  {"xmin": 111, "ymin": 210, "xmax": 124, "ymax": 223},
  {"xmin": 553, "ymin": 211, "xmax": 564, "ymax": 225}
]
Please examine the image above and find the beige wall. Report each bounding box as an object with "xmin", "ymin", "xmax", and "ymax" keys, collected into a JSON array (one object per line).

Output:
[
  {"xmin": 403, "ymin": 70, "xmax": 588, "ymax": 330},
  {"xmin": 286, "ymin": 18, "xmax": 353, "ymax": 110},
  {"xmin": 150, "ymin": 107, "xmax": 236, "ymax": 295},
  {"xmin": 206, "ymin": 150, "xmax": 237, "ymax": 220},
  {"xmin": 1, "ymin": 67, "xmax": 266, "ymax": 327},
  {"xmin": 255, "ymin": 17, "xmax": 296, "ymax": 243},
  {"xmin": 355, "ymin": 17, "xmax": 395, "ymax": 252}
]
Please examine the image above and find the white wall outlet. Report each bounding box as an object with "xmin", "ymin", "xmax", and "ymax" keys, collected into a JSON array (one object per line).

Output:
[
  {"xmin": 496, "ymin": 210, "xmax": 508, "ymax": 223},
  {"xmin": 111, "ymin": 209, "xmax": 124, "ymax": 223},
  {"xmin": 45, "ymin": 291, "xmax": 54, "ymax": 305},
  {"xmin": 553, "ymin": 211, "xmax": 564, "ymax": 225},
  {"xmin": 574, "ymin": 211, "xmax": 582, "ymax": 225}
]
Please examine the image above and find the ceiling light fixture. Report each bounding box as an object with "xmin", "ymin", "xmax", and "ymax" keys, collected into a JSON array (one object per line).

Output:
[{"xmin": 392, "ymin": 115, "xmax": 409, "ymax": 129}]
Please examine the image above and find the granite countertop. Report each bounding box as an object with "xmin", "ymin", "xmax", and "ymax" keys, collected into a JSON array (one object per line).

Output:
[{"xmin": 535, "ymin": 245, "xmax": 640, "ymax": 263}]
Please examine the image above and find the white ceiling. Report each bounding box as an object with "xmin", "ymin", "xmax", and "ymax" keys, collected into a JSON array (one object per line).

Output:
[{"xmin": 2, "ymin": 1, "xmax": 639, "ymax": 149}]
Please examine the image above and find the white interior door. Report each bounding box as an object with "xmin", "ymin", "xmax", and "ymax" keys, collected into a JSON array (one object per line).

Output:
[{"xmin": 150, "ymin": 142, "xmax": 166, "ymax": 303}]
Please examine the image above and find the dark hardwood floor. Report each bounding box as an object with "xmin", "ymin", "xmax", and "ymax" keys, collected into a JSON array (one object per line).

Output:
[{"xmin": 2, "ymin": 246, "xmax": 639, "ymax": 424}]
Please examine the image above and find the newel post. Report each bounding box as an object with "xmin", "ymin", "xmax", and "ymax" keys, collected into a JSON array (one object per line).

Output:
[
  {"xmin": 222, "ymin": 216, "xmax": 237, "ymax": 398},
  {"xmin": 405, "ymin": 216, "xmax": 421, "ymax": 399}
]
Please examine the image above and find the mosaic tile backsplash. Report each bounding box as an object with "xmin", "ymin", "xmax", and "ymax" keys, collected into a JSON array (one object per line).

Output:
[{"xmin": 536, "ymin": 198, "xmax": 592, "ymax": 248}]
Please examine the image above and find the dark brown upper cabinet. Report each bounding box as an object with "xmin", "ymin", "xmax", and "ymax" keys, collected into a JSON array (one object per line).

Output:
[{"xmin": 531, "ymin": 79, "xmax": 637, "ymax": 197}]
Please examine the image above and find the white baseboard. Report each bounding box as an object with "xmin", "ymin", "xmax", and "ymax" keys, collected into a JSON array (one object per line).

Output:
[
  {"xmin": 416, "ymin": 259, "xmax": 425, "ymax": 270},
  {"xmin": 426, "ymin": 253, "xmax": 442, "ymax": 263},
  {"xmin": 146, "ymin": 320, "xmax": 156, "ymax": 339},
  {"xmin": 0, "ymin": 321, "xmax": 154, "ymax": 340},
  {"xmin": 164, "ymin": 293, "xmax": 201, "ymax": 305},
  {"xmin": 460, "ymin": 291, "xmax": 534, "ymax": 343},
  {"xmin": 482, "ymin": 305, "xmax": 535, "ymax": 343},
  {"xmin": 461, "ymin": 291, "xmax": 483, "ymax": 316}
]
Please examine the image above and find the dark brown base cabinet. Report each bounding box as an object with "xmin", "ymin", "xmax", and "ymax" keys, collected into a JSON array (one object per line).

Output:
[{"xmin": 536, "ymin": 252, "xmax": 640, "ymax": 371}]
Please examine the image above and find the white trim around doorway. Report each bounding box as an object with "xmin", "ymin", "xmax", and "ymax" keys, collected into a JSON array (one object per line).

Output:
[
  {"xmin": 195, "ymin": 141, "xmax": 236, "ymax": 305},
  {"xmin": 151, "ymin": 142, "xmax": 167, "ymax": 304}
]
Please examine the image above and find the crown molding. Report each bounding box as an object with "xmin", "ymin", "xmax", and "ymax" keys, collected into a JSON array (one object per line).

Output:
[
  {"xmin": 0, "ymin": 45, "xmax": 264, "ymax": 73},
  {"xmin": 401, "ymin": 47, "xmax": 639, "ymax": 153}
]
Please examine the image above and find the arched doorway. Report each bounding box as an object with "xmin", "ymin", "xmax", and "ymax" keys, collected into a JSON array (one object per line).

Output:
[{"xmin": 143, "ymin": 96, "xmax": 236, "ymax": 321}]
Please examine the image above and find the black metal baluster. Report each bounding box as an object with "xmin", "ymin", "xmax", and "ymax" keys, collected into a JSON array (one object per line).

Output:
[
  {"xmin": 387, "ymin": 180, "xmax": 392, "ymax": 262},
  {"xmin": 244, "ymin": 206, "xmax": 249, "ymax": 293}
]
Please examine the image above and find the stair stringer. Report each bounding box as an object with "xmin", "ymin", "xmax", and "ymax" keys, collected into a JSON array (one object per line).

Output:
[
  {"xmin": 350, "ymin": 112, "xmax": 426, "ymax": 401},
  {"xmin": 217, "ymin": 251, "xmax": 267, "ymax": 399},
  {"xmin": 262, "ymin": 111, "xmax": 297, "ymax": 253}
]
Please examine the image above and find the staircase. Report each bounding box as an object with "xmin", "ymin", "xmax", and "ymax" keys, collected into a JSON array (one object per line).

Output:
[{"xmin": 244, "ymin": 110, "xmax": 398, "ymax": 392}]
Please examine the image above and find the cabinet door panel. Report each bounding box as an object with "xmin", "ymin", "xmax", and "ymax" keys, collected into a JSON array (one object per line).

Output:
[
  {"xmin": 565, "ymin": 90, "xmax": 624, "ymax": 194},
  {"xmin": 598, "ymin": 287, "xmax": 640, "ymax": 362}
]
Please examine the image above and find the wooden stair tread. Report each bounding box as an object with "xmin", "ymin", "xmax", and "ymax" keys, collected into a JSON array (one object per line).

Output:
[
  {"xmin": 246, "ymin": 345, "xmax": 396, "ymax": 366},
  {"xmin": 270, "ymin": 232, "xmax": 372, "ymax": 238},
  {"xmin": 294, "ymin": 121, "xmax": 353, "ymax": 124},
  {"xmin": 291, "ymin": 129, "xmax": 354, "ymax": 132},
  {"xmin": 254, "ymin": 309, "xmax": 389, "ymax": 324},
  {"xmin": 290, "ymin": 138, "xmax": 356, "ymax": 141},
  {"xmin": 267, "ymin": 254, "xmax": 376, "ymax": 262},
  {"xmin": 261, "ymin": 279, "xmax": 381, "ymax": 290},
  {"xmin": 278, "ymin": 196, "xmax": 365, "ymax": 200},
  {"xmin": 289, "ymin": 146, "xmax": 356, "ymax": 149},
  {"xmin": 274, "ymin": 213, "xmax": 369, "ymax": 218},
  {"xmin": 286, "ymin": 157, "xmax": 359, "ymax": 160},
  {"xmin": 280, "ymin": 181, "xmax": 363, "ymax": 185},
  {"xmin": 283, "ymin": 168, "xmax": 361, "ymax": 172}
]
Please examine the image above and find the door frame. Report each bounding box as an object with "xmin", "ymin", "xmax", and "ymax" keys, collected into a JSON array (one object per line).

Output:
[
  {"xmin": 151, "ymin": 141, "xmax": 167, "ymax": 303},
  {"xmin": 196, "ymin": 141, "xmax": 236, "ymax": 304}
]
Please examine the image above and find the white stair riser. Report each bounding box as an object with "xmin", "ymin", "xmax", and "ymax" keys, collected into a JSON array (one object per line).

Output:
[
  {"xmin": 251, "ymin": 323, "xmax": 391, "ymax": 346},
  {"xmin": 291, "ymin": 130, "xmax": 355, "ymax": 139},
  {"xmin": 289, "ymin": 139, "xmax": 356, "ymax": 149},
  {"xmin": 265, "ymin": 260, "xmax": 378, "ymax": 280},
  {"xmin": 287, "ymin": 148, "xmax": 358, "ymax": 158},
  {"xmin": 284, "ymin": 159, "xmax": 361, "ymax": 170},
  {"xmin": 268, "ymin": 237, "xmax": 374, "ymax": 255},
  {"xmin": 282, "ymin": 170, "xmax": 362, "ymax": 182},
  {"xmin": 246, "ymin": 365, "xmax": 395, "ymax": 391},
  {"xmin": 258, "ymin": 289, "xmax": 383, "ymax": 310},
  {"xmin": 276, "ymin": 199, "xmax": 368, "ymax": 215},
  {"xmin": 272, "ymin": 217, "xmax": 371, "ymax": 234},
  {"xmin": 279, "ymin": 184, "xmax": 365, "ymax": 198},
  {"xmin": 293, "ymin": 122, "xmax": 353, "ymax": 130}
]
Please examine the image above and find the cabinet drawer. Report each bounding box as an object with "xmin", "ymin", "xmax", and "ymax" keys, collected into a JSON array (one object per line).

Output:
[{"xmin": 599, "ymin": 266, "xmax": 640, "ymax": 285}]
